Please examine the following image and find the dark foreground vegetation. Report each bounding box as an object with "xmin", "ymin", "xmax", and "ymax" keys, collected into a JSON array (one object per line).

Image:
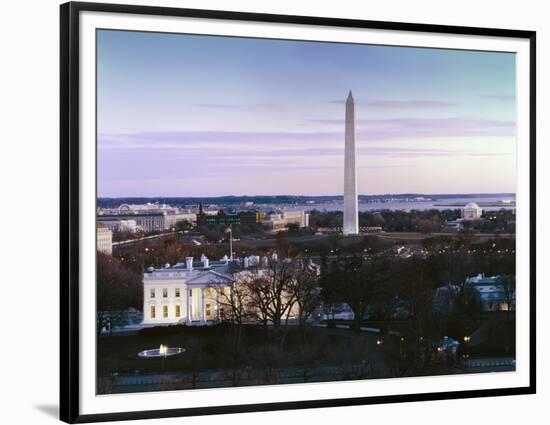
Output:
[{"xmin": 98, "ymin": 320, "xmax": 513, "ymax": 394}]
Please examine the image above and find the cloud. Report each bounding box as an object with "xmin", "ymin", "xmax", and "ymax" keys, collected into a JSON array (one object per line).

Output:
[
  {"xmin": 99, "ymin": 116, "xmax": 515, "ymax": 153},
  {"xmin": 99, "ymin": 131, "xmax": 342, "ymax": 148},
  {"xmin": 310, "ymin": 117, "xmax": 516, "ymax": 139},
  {"xmin": 328, "ymin": 99, "xmax": 458, "ymax": 108},
  {"xmin": 98, "ymin": 133, "xmax": 513, "ymax": 167},
  {"xmin": 481, "ymin": 95, "xmax": 515, "ymax": 101},
  {"xmin": 192, "ymin": 103, "xmax": 280, "ymax": 110}
]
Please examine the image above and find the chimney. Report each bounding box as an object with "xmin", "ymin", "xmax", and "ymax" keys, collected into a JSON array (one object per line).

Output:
[
  {"xmin": 244, "ymin": 256, "xmax": 249, "ymax": 268},
  {"xmin": 186, "ymin": 256, "xmax": 193, "ymax": 270},
  {"xmin": 203, "ymin": 256, "xmax": 209, "ymax": 268}
]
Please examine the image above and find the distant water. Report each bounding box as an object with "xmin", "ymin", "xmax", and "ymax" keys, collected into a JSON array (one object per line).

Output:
[{"xmin": 283, "ymin": 194, "xmax": 516, "ymax": 213}]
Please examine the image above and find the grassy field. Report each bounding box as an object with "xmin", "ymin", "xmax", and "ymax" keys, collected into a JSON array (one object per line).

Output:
[{"xmin": 97, "ymin": 324, "xmax": 387, "ymax": 377}]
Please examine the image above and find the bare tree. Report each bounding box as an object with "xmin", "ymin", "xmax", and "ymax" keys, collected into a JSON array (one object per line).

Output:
[
  {"xmin": 500, "ymin": 275, "xmax": 516, "ymax": 319},
  {"xmin": 210, "ymin": 279, "xmax": 251, "ymax": 326},
  {"xmin": 290, "ymin": 258, "xmax": 321, "ymax": 327},
  {"xmin": 97, "ymin": 252, "xmax": 142, "ymax": 336},
  {"xmin": 240, "ymin": 268, "xmax": 272, "ymax": 328},
  {"xmin": 264, "ymin": 259, "xmax": 299, "ymax": 327},
  {"xmin": 213, "ymin": 257, "xmax": 321, "ymax": 330},
  {"xmin": 240, "ymin": 259, "xmax": 298, "ymax": 328}
]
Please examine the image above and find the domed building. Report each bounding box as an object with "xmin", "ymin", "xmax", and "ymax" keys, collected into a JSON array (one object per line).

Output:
[{"xmin": 462, "ymin": 202, "xmax": 483, "ymax": 220}]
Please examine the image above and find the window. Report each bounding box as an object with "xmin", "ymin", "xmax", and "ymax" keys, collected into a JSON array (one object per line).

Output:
[
  {"xmin": 150, "ymin": 305, "xmax": 156, "ymax": 319},
  {"xmin": 175, "ymin": 305, "xmax": 181, "ymax": 317},
  {"xmin": 150, "ymin": 288, "xmax": 155, "ymax": 298},
  {"xmin": 163, "ymin": 305, "xmax": 168, "ymax": 318},
  {"xmin": 163, "ymin": 288, "xmax": 168, "ymax": 298},
  {"xmin": 175, "ymin": 288, "xmax": 180, "ymax": 298}
]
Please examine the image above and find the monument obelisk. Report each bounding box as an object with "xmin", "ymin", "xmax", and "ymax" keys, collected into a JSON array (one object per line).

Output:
[{"xmin": 343, "ymin": 90, "xmax": 359, "ymax": 235}]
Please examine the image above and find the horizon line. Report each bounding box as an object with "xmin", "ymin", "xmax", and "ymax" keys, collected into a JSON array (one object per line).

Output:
[{"xmin": 97, "ymin": 191, "xmax": 516, "ymax": 199}]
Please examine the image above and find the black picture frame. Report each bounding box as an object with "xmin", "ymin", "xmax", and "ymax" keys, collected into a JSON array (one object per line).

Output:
[{"xmin": 60, "ymin": 2, "xmax": 537, "ymax": 423}]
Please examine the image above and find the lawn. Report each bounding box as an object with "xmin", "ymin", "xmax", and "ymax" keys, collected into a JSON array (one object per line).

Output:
[{"xmin": 97, "ymin": 323, "xmax": 396, "ymax": 393}]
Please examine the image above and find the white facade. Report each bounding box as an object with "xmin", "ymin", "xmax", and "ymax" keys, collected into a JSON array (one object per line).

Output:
[
  {"xmin": 98, "ymin": 219, "xmax": 138, "ymax": 233},
  {"xmin": 343, "ymin": 91, "xmax": 359, "ymax": 235},
  {"xmin": 462, "ymin": 202, "xmax": 483, "ymax": 220},
  {"xmin": 282, "ymin": 210, "xmax": 309, "ymax": 228},
  {"xmin": 96, "ymin": 224, "xmax": 112, "ymax": 255},
  {"xmin": 263, "ymin": 210, "xmax": 309, "ymax": 232},
  {"xmin": 99, "ymin": 212, "xmax": 172, "ymax": 232},
  {"xmin": 142, "ymin": 256, "xmax": 233, "ymax": 325},
  {"xmin": 98, "ymin": 203, "xmax": 196, "ymax": 232},
  {"xmin": 174, "ymin": 212, "xmax": 197, "ymax": 224},
  {"xmin": 118, "ymin": 203, "xmax": 174, "ymax": 212},
  {"xmin": 466, "ymin": 274, "xmax": 515, "ymax": 311}
]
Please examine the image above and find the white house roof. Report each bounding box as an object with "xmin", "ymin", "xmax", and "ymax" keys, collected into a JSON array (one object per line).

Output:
[{"xmin": 186, "ymin": 269, "xmax": 233, "ymax": 285}]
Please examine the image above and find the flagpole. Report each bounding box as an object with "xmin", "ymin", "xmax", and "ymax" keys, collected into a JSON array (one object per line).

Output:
[{"xmin": 229, "ymin": 226, "xmax": 233, "ymax": 260}]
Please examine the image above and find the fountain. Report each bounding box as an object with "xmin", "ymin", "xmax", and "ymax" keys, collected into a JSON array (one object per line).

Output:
[
  {"xmin": 138, "ymin": 344, "xmax": 185, "ymax": 371},
  {"xmin": 138, "ymin": 344, "xmax": 186, "ymax": 358}
]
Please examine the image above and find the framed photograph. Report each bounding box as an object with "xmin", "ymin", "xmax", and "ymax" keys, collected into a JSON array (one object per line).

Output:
[{"xmin": 60, "ymin": 1, "xmax": 536, "ymax": 423}]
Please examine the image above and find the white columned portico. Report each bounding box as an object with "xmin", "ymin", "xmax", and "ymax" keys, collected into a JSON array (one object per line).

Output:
[
  {"xmin": 185, "ymin": 287, "xmax": 191, "ymax": 323},
  {"xmin": 200, "ymin": 288, "xmax": 206, "ymax": 323}
]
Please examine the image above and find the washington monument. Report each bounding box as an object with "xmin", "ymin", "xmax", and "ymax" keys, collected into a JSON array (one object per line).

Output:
[{"xmin": 343, "ymin": 90, "xmax": 359, "ymax": 235}]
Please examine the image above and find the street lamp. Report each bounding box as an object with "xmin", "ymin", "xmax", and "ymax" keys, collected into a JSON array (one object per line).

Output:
[{"xmin": 463, "ymin": 336, "xmax": 471, "ymax": 359}]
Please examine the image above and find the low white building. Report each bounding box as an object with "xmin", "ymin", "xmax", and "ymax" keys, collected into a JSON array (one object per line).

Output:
[
  {"xmin": 142, "ymin": 255, "xmax": 234, "ymax": 325},
  {"xmin": 466, "ymin": 274, "xmax": 515, "ymax": 312},
  {"xmin": 462, "ymin": 202, "xmax": 483, "ymax": 220},
  {"xmin": 263, "ymin": 210, "xmax": 310, "ymax": 232},
  {"xmin": 96, "ymin": 224, "xmax": 113, "ymax": 255},
  {"xmin": 174, "ymin": 212, "xmax": 197, "ymax": 225},
  {"xmin": 98, "ymin": 211, "xmax": 175, "ymax": 232},
  {"xmin": 98, "ymin": 203, "xmax": 196, "ymax": 232},
  {"xmin": 98, "ymin": 219, "xmax": 138, "ymax": 233},
  {"xmin": 283, "ymin": 210, "xmax": 310, "ymax": 227}
]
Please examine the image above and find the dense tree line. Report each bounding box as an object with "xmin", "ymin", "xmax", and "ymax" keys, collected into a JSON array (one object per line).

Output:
[
  {"xmin": 318, "ymin": 243, "xmax": 514, "ymax": 337},
  {"xmin": 308, "ymin": 208, "xmax": 515, "ymax": 233},
  {"xmin": 96, "ymin": 253, "xmax": 143, "ymax": 335}
]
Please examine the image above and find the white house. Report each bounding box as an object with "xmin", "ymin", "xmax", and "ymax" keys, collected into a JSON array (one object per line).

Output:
[
  {"xmin": 142, "ymin": 255, "xmax": 234, "ymax": 325},
  {"xmin": 142, "ymin": 253, "xmax": 320, "ymax": 326}
]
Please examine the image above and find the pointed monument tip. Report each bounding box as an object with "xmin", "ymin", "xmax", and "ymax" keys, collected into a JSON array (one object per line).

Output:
[{"xmin": 347, "ymin": 90, "xmax": 354, "ymax": 101}]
